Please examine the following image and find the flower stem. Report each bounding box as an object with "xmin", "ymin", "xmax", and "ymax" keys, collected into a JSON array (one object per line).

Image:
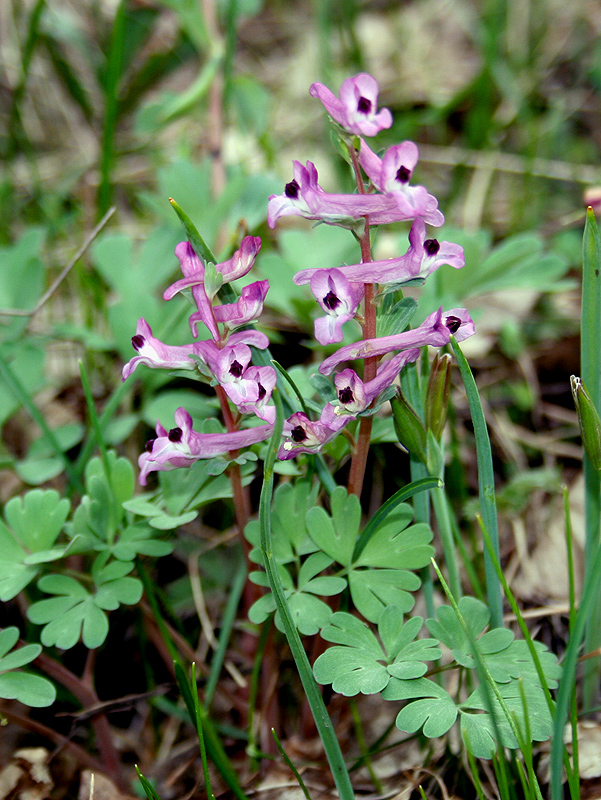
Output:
[{"xmin": 347, "ymin": 142, "xmax": 377, "ymax": 498}]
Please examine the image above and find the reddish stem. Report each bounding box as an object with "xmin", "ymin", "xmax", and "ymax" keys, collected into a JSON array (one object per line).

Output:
[{"xmin": 347, "ymin": 143, "xmax": 378, "ymax": 498}]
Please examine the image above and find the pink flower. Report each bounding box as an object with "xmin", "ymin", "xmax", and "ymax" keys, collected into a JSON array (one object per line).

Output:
[
  {"xmin": 139, "ymin": 407, "xmax": 274, "ymax": 485},
  {"xmin": 333, "ymin": 350, "xmax": 420, "ymax": 416},
  {"xmin": 235, "ymin": 365, "xmax": 277, "ymax": 423},
  {"xmin": 309, "ymin": 74, "xmax": 393, "ymax": 137},
  {"xmin": 359, "ymin": 139, "xmax": 444, "ymax": 226},
  {"xmin": 277, "ymin": 406, "xmax": 349, "ymax": 460},
  {"xmin": 293, "ymin": 219, "xmax": 464, "ymax": 286},
  {"xmin": 267, "ymin": 161, "xmax": 422, "ymax": 230},
  {"xmin": 214, "ymin": 280, "xmax": 270, "ymax": 332},
  {"xmin": 319, "ymin": 307, "xmax": 475, "ymax": 375},
  {"xmin": 310, "ymin": 269, "xmax": 364, "ymax": 345},
  {"xmin": 122, "ymin": 319, "xmax": 197, "ymax": 380},
  {"xmin": 164, "ymin": 237, "xmax": 262, "ymax": 340}
]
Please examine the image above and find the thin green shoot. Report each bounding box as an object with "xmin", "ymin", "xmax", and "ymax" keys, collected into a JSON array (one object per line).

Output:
[{"xmin": 271, "ymin": 728, "xmax": 313, "ymax": 800}]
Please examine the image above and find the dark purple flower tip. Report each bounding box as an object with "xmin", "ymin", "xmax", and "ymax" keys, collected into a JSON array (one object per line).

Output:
[
  {"xmin": 145, "ymin": 438, "xmax": 156, "ymax": 452},
  {"xmin": 395, "ymin": 165, "xmax": 411, "ymax": 183},
  {"xmin": 445, "ymin": 315, "xmax": 461, "ymax": 334},
  {"xmin": 291, "ymin": 426, "xmax": 308, "ymax": 442},
  {"xmin": 229, "ymin": 360, "xmax": 244, "ymax": 378},
  {"xmin": 132, "ymin": 334, "xmax": 145, "ymax": 351},
  {"xmin": 168, "ymin": 427, "xmax": 183, "ymax": 442},
  {"xmin": 285, "ymin": 179, "xmax": 300, "ymax": 199},
  {"xmin": 424, "ymin": 239, "xmax": 441, "ymax": 256},
  {"xmin": 357, "ymin": 96, "xmax": 372, "ymax": 114},
  {"xmin": 323, "ymin": 290, "xmax": 340, "ymax": 310},
  {"xmin": 257, "ymin": 382, "xmax": 266, "ymax": 401},
  {"xmin": 339, "ymin": 387, "xmax": 354, "ymax": 404}
]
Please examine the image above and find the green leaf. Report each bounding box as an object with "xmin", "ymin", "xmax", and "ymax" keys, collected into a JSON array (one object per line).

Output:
[
  {"xmin": 0, "ymin": 627, "xmax": 55, "ymax": 707},
  {"xmin": 482, "ymin": 638, "xmax": 562, "ymax": 688},
  {"xmin": 354, "ymin": 505, "xmax": 433, "ymax": 570},
  {"xmin": 0, "ymin": 671, "xmax": 56, "ymax": 707},
  {"xmin": 4, "ymin": 489, "xmax": 70, "ymax": 553},
  {"xmin": 376, "ymin": 297, "xmax": 418, "ymax": 338},
  {"xmin": 382, "ymin": 676, "xmax": 458, "ymax": 738},
  {"xmin": 306, "ymin": 486, "xmax": 361, "ymax": 566},
  {"xmin": 460, "ymin": 680, "xmax": 554, "ymax": 758},
  {"xmin": 348, "ymin": 568, "xmax": 421, "ymax": 623},
  {"xmin": 314, "ymin": 609, "xmax": 440, "ymax": 697},
  {"xmin": 426, "ymin": 596, "xmax": 491, "ymax": 666},
  {"xmin": 0, "ymin": 520, "xmax": 39, "ymax": 600},
  {"xmin": 111, "ymin": 524, "xmax": 173, "ymax": 560},
  {"xmin": 148, "ymin": 510, "xmax": 198, "ymax": 530}
]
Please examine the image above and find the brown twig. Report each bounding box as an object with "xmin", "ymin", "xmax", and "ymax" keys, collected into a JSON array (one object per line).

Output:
[{"xmin": 0, "ymin": 207, "xmax": 116, "ymax": 318}]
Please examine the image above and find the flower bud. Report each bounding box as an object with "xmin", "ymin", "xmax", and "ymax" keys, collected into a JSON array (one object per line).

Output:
[
  {"xmin": 391, "ymin": 388, "xmax": 427, "ymax": 464},
  {"xmin": 425, "ymin": 352, "xmax": 452, "ymax": 440},
  {"xmin": 571, "ymin": 376, "xmax": 601, "ymax": 472}
]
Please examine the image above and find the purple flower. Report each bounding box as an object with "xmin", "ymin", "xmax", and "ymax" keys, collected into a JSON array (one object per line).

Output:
[
  {"xmin": 235, "ymin": 365, "xmax": 277, "ymax": 423},
  {"xmin": 309, "ymin": 74, "xmax": 393, "ymax": 137},
  {"xmin": 139, "ymin": 407, "xmax": 274, "ymax": 485},
  {"xmin": 277, "ymin": 405, "xmax": 349, "ymax": 460},
  {"xmin": 359, "ymin": 140, "xmax": 444, "ymax": 226},
  {"xmin": 310, "ymin": 269, "xmax": 364, "ymax": 345},
  {"xmin": 333, "ymin": 350, "xmax": 420, "ymax": 416},
  {"xmin": 319, "ymin": 307, "xmax": 475, "ymax": 375},
  {"xmin": 214, "ymin": 280, "xmax": 269, "ymax": 332},
  {"xmin": 267, "ymin": 161, "xmax": 423, "ymax": 230},
  {"xmin": 164, "ymin": 237, "xmax": 262, "ymax": 340},
  {"xmin": 122, "ymin": 319, "xmax": 197, "ymax": 381},
  {"xmin": 293, "ymin": 219, "xmax": 464, "ymax": 286}
]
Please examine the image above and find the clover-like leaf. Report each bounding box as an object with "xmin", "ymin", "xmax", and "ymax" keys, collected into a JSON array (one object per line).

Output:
[
  {"xmin": 426, "ymin": 596, "xmax": 491, "ymax": 666},
  {"xmin": 248, "ymin": 555, "xmax": 343, "ymax": 635},
  {"xmin": 27, "ymin": 560, "xmax": 143, "ymax": 650},
  {"xmin": 0, "ymin": 490, "xmax": 72, "ymax": 600},
  {"xmin": 4, "ymin": 490, "xmax": 70, "ymax": 553},
  {"xmin": 348, "ymin": 568, "xmax": 421, "ymax": 623},
  {"xmin": 245, "ymin": 481, "xmax": 320, "ymax": 566},
  {"xmin": 0, "ymin": 627, "xmax": 56, "ymax": 707},
  {"xmin": 460, "ymin": 679, "xmax": 554, "ymax": 758},
  {"xmin": 109, "ymin": 524, "xmax": 173, "ymax": 560},
  {"xmin": 306, "ymin": 486, "xmax": 361, "ymax": 567},
  {"xmin": 354, "ymin": 505, "xmax": 433, "ymax": 570},
  {"xmin": 382, "ymin": 676, "xmax": 458, "ymax": 738},
  {"xmin": 314, "ymin": 608, "xmax": 440, "ymax": 696},
  {"xmin": 482, "ymin": 639, "xmax": 562, "ymax": 688}
]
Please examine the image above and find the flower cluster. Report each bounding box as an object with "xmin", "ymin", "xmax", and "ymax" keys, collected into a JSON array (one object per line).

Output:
[
  {"xmin": 123, "ymin": 237, "xmax": 276, "ymax": 483},
  {"xmin": 123, "ymin": 72, "xmax": 475, "ymax": 482},
  {"xmin": 269, "ymin": 73, "xmax": 474, "ymax": 458}
]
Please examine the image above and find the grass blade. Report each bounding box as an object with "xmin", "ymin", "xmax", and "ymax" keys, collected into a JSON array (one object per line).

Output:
[
  {"xmin": 259, "ymin": 388, "xmax": 355, "ymax": 800},
  {"xmin": 450, "ymin": 335, "xmax": 503, "ymax": 627}
]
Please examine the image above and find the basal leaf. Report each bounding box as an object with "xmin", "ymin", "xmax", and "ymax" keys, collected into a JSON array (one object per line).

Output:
[
  {"xmin": 320, "ymin": 612, "xmax": 383, "ymax": 655},
  {"xmin": 0, "ymin": 643, "xmax": 41, "ymax": 672},
  {"xmin": 383, "ymin": 676, "xmax": 458, "ymax": 738},
  {"xmin": 482, "ymin": 639, "xmax": 562, "ymax": 688},
  {"xmin": 0, "ymin": 671, "xmax": 56, "ymax": 707},
  {"xmin": 0, "ymin": 521, "xmax": 38, "ymax": 600},
  {"xmin": 306, "ymin": 487, "xmax": 361, "ymax": 566},
  {"xmin": 354, "ymin": 506, "xmax": 433, "ymax": 570},
  {"xmin": 349, "ymin": 568, "xmax": 420, "ymax": 622},
  {"xmin": 0, "ymin": 628, "xmax": 19, "ymax": 658},
  {"xmin": 426, "ymin": 596, "xmax": 490, "ymax": 666},
  {"xmin": 4, "ymin": 490, "xmax": 70, "ymax": 552},
  {"xmin": 313, "ymin": 647, "xmax": 389, "ymax": 696}
]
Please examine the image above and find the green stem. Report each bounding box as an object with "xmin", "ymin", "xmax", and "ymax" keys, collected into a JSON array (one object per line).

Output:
[
  {"xmin": 259, "ymin": 390, "xmax": 355, "ymax": 800},
  {"xmin": 450, "ymin": 336, "xmax": 503, "ymax": 627},
  {"xmin": 581, "ymin": 206, "xmax": 601, "ymax": 710}
]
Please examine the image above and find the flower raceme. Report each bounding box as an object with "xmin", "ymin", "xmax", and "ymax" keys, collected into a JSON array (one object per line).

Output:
[{"xmin": 309, "ymin": 73, "xmax": 393, "ymax": 137}]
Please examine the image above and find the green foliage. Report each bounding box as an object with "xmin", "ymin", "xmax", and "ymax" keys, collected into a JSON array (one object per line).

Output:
[
  {"xmin": 376, "ymin": 596, "xmax": 560, "ymax": 759},
  {"xmin": 247, "ymin": 484, "xmax": 433, "ymax": 632},
  {"xmin": 0, "ymin": 489, "xmax": 71, "ymax": 601},
  {"xmin": 313, "ymin": 607, "xmax": 441, "ymax": 696},
  {"xmin": 0, "ymin": 627, "xmax": 56, "ymax": 707},
  {"xmin": 28, "ymin": 561, "xmax": 142, "ymax": 649}
]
